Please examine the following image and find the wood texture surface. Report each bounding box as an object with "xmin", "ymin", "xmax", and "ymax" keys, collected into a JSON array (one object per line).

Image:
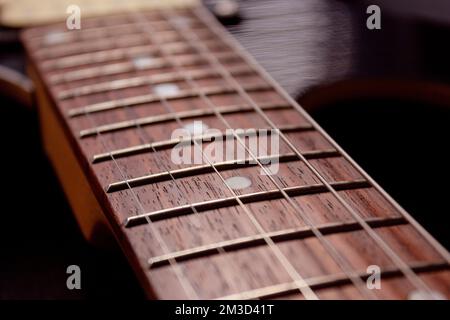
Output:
[{"xmin": 21, "ymin": 6, "xmax": 450, "ymax": 299}]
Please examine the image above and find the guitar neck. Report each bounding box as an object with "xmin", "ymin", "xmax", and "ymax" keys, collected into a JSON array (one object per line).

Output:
[{"xmin": 21, "ymin": 5, "xmax": 450, "ymax": 299}]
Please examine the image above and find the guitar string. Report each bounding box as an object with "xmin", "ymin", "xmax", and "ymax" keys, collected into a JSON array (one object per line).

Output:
[
  {"xmin": 130, "ymin": 10, "xmax": 319, "ymax": 300},
  {"xmin": 153, "ymin": 8, "xmax": 379, "ymax": 299},
  {"xmin": 188, "ymin": 5, "xmax": 437, "ymax": 296}
]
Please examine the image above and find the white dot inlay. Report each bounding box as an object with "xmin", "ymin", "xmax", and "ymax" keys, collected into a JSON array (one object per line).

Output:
[
  {"xmin": 153, "ymin": 83, "xmax": 179, "ymax": 97},
  {"xmin": 183, "ymin": 121, "xmax": 209, "ymax": 135},
  {"xmin": 172, "ymin": 17, "xmax": 191, "ymax": 28},
  {"xmin": 132, "ymin": 56, "xmax": 157, "ymax": 70},
  {"xmin": 408, "ymin": 290, "xmax": 446, "ymax": 300},
  {"xmin": 226, "ymin": 176, "xmax": 252, "ymax": 190},
  {"xmin": 44, "ymin": 32, "xmax": 67, "ymax": 45}
]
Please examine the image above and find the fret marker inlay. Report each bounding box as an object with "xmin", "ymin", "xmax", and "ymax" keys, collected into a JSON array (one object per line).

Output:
[
  {"xmin": 133, "ymin": 56, "xmax": 158, "ymax": 70},
  {"xmin": 226, "ymin": 176, "xmax": 252, "ymax": 190},
  {"xmin": 153, "ymin": 83, "xmax": 180, "ymax": 96},
  {"xmin": 183, "ymin": 121, "xmax": 209, "ymax": 135}
]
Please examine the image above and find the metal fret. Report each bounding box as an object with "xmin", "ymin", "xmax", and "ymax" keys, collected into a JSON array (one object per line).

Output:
[
  {"xmin": 125, "ymin": 180, "xmax": 370, "ymax": 227},
  {"xmin": 37, "ymin": 29, "xmax": 214, "ymax": 60},
  {"xmin": 33, "ymin": 21, "xmax": 173, "ymax": 47},
  {"xmin": 68, "ymin": 82, "xmax": 272, "ymax": 117},
  {"xmin": 59, "ymin": 65, "xmax": 253, "ymax": 100},
  {"xmin": 79, "ymin": 102, "xmax": 291, "ymax": 138},
  {"xmin": 51, "ymin": 61, "xmax": 151, "ymax": 84},
  {"xmin": 217, "ymin": 261, "xmax": 450, "ymax": 300},
  {"xmin": 91, "ymin": 125, "xmax": 322, "ymax": 163},
  {"xmin": 43, "ymin": 44, "xmax": 160, "ymax": 71},
  {"xmin": 36, "ymin": 34, "xmax": 147, "ymax": 60},
  {"xmin": 50, "ymin": 51, "xmax": 238, "ymax": 84},
  {"xmin": 43, "ymin": 39, "xmax": 224, "ymax": 71},
  {"xmin": 107, "ymin": 148, "xmax": 339, "ymax": 192},
  {"xmin": 147, "ymin": 216, "xmax": 406, "ymax": 268}
]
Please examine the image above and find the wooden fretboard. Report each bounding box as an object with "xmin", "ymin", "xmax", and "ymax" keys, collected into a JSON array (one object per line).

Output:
[{"xmin": 21, "ymin": 5, "xmax": 450, "ymax": 299}]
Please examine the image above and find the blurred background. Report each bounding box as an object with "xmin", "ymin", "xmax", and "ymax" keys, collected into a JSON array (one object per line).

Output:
[{"xmin": 0, "ymin": 0, "xmax": 449, "ymax": 298}]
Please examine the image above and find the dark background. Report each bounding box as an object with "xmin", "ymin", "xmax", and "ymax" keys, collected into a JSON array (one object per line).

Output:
[{"xmin": 1, "ymin": 0, "xmax": 449, "ymax": 298}]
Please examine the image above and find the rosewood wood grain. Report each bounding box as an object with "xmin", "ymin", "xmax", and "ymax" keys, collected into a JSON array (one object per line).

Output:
[{"xmin": 21, "ymin": 6, "xmax": 450, "ymax": 299}]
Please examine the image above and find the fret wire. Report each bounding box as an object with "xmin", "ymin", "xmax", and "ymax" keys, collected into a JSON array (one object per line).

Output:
[
  {"xmin": 107, "ymin": 151, "xmax": 334, "ymax": 193},
  {"xmin": 79, "ymin": 102, "xmax": 294, "ymax": 138},
  {"xmin": 35, "ymin": 26, "xmax": 171, "ymax": 50},
  {"xmin": 31, "ymin": 20, "xmax": 173, "ymax": 46},
  {"xmin": 41, "ymin": 38, "xmax": 218, "ymax": 69},
  {"xmin": 91, "ymin": 127, "xmax": 270, "ymax": 163},
  {"xmin": 92, "ymin": 137, "xmax": 335, "ymax": 165},
  {"xmin": 28, "ymin": 17, "xmax": 145, "ymax": 39},
  {"xmin": 42, "ymin": 40, "xmax": 176, "ymax": 68},
  {"xmin": 192, "ymin": 6, "xmax": 439, "ymax": 296},
  {"xmin": 217, "ymin": 261, "xmax": 450, "ymax": 300},
  {"xmin": 51, "ymin": 61, "xmax": 146, "ymax": 84},
  {"xmin": 67, "ymin": 82, "xmax": 272, "ymax": 117},
  {"xmin": 160, "ymin": 9, "xmax": 377, "ymax": 300},
  {"xmin": 36, "ymin": 29, "xmax": 214, "ymax": 60},
  {"xmin": 147, "ymin": 216, "xmax": 407, "ymax": 268},
  {"xmin": 43, "ymin": 39, "xmax": 225, "ymax": 71},
  {"xmin": 132, "ymin": 12, "xmax": 320, "ymax": 300},
  {"xmin": 125, "ymin": 180, "xmax": 371, "ymax": 226},
  {"xmin": 49, "ymin": 51, "xmax": 238, "ymax": 84},
  {"xmin": 36, "ymin": 34, "xmax": 148, "ymax": 60},
  {"xmin": 59, "ymin": 64, "xmax": 253, "ymax": 100},
  {"xmin": 34, "ymin": 23, "xmax": 143, "ymax": 48},
  {"xmin": 43, "ymin": 44, "xmax": 161, "ymax": 71}
]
